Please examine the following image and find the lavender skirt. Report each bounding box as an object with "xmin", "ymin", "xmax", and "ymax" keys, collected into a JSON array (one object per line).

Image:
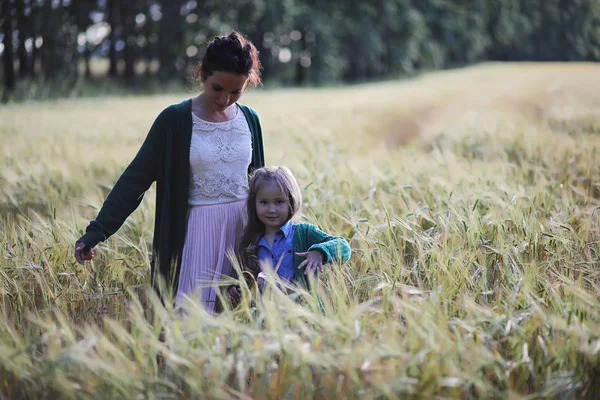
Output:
[{"xmin": 175, "ymin": 199, "xmax": 246, "ymax": 312}]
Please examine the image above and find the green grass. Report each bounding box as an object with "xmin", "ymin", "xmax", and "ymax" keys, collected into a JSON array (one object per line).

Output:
[{"xmin": 1, "ymin": 62, "xmax": 599, "ymax": 399}]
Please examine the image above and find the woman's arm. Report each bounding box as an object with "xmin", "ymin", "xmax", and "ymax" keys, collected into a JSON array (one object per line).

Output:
[{"xmin": 76, "ymin": 107, "xmax": 172, "ymax": 250}]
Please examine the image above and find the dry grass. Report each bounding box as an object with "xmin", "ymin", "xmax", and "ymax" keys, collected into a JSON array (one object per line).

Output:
[{"xmin": 1, "ymin": 62, "xmax": 600, "ymax": 399}]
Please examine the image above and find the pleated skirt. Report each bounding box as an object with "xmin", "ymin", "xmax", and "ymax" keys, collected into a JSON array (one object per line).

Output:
[{"xmin": 175, "ymin": 199, "xmax": 246, "ymax": 312}]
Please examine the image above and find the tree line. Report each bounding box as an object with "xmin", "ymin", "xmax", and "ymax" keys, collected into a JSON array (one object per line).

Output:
[{"xmin": 1, "ymin": 0, "xmax": 599, "ymax": 101}]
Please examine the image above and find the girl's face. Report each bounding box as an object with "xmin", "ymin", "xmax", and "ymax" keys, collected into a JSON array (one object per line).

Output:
[
  {"xmin": 201, "ymin": 71, "xmax": 248, "ymax": 113},
  {"xmin": 255, "ymin": 181, "xmax": 291, "ymax": 234}
]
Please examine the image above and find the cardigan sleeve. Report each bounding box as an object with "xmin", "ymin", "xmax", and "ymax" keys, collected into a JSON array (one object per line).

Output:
[
  {"xmin": 77, "ymin": 106, "xmax": 171, "ymax": 249},
  {"xmin": 239, "ymin": 104, "xmax": 265, "ymax": 171},
  {"xmin": 305, "ymin": 224, "xmax": 352, "ymax": 264}
]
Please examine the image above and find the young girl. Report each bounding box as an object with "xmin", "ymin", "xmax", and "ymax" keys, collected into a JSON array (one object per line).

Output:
[{"xmin": 228, "ymin": 166, "xmax": 351, "ymax": 301}]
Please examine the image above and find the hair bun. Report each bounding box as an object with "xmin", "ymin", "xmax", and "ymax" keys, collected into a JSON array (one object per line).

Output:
[{"xmin": 194, "ymin": 30, "xmax": 262, "ymax": 87}]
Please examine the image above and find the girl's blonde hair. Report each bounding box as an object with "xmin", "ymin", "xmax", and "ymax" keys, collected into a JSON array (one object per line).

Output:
[{"xmin": 238, "ymin": 166, "xmax": 302, "ymax": 279}]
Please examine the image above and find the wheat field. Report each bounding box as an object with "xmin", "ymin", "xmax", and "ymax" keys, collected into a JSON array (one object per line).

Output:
[{"xmin": 1, "ymin": 62, "xmax": 599, "ymax": 399}]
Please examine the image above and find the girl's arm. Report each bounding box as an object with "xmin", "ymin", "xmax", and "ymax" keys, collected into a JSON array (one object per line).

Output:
[
  {"xmin": 306, "ymin": 225, "xmax": 352, "ymax": 264},
  {"xmin": 76, "ymin": 107, "xmax": 171, "ymax": 250}
]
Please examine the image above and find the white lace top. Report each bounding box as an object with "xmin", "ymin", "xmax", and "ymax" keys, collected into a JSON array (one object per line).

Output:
[{"xmin": 188, "ymin": 107, "xmax": 252, "ymax": 206}]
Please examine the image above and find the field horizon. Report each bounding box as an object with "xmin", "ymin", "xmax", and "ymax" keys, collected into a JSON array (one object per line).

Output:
[{"xmin": 1, "ymin": 62, "xmax": 599, "ymax": 399}]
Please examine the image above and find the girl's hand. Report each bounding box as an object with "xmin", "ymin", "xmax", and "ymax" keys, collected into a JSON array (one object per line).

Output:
[
  {"xmin": 296, "ymin": 250, "xmax": 324, "ymax": 275},
  {"xmin": 74, "ymin": 242, "xmax": 95, "ymax": 265},
  {"xmin": 257, "ymin": 272, "xmax": 267, "ymax": 292}
]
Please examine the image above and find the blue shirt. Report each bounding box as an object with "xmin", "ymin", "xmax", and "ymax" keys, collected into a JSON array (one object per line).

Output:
[{"xmin": 257, "ymin": 220, "xmax": 296, "ymax": 282}]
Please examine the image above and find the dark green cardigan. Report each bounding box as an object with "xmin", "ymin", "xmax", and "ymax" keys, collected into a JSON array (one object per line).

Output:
[
  {"xmin": 77, "ymin": 99, "xmax": 265, "ymax": 294},
  {"xmin": 243, "ymin": 222, "xmax": 352, "ymax": 290},
  {"xmin": 291, "ymin": 222, "xmax": 352, "ymax": 287}
]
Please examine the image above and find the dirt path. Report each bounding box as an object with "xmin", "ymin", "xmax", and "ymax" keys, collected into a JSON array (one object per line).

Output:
[{"xmin": 381, "ymin": 63, "xmax": 600, "ymax": 148}]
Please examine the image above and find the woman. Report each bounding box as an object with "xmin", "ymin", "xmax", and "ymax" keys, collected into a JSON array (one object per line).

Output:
[{"xmin": 74, "ymin": 31, "xmax": 265, "ymax": 312}]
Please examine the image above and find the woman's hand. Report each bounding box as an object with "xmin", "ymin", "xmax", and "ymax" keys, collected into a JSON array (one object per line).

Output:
[
  {"xmin": 296, "ymin": 250, "xmax": 324, "ymax": 275},
  {"xmin": 74, "ymin": 242, "xmax": 95, "ymax": 265}
]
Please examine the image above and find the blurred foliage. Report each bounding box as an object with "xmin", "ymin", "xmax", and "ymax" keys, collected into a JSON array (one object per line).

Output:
[{"xmin": 1, "ymin": 0, "xmax": 600, "ymax": 100}]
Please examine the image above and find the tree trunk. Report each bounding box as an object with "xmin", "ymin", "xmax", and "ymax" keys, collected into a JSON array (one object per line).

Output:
[
  {"xmin": 2, "ymin": 0, "xmax": 16, "ymax": 101},
  {"xmin": 157, "ymin": 0, "xmax": 183, "ymax": 82},
  {"xmin": 15, "ymin": 0, "xmax": 31, "ymax": 77},
  {"xmin": 84, "ymin": 47, "xmax": 91, "ymax": 78},
  {"xmin": 141, "ymin": 2, "xmax": 154, "ymax": 79},
  {"xmin": 75, "ymin": 0, "xmax": 92, "ymax": 79},
  {"xmin": 29, "ymin": 1, "xmax": 39, "ymax": 76},
  {"xmin": 40, "ymin": 0, "xmax": 57, "ymax": 80},
  {"xmin": 294, "ymin": 28, "xmax": 307, "ymax": 86},
  {"xmin": 249, "ymin": 17, "xmax": 271, "ymax": 82},
  {"xmin": 107, "ymin": 0, "xmax": 118, "ymax": 77},
  {"xmin": 121, "ymin": 0, "xmax": 136, "ymax": 87}
]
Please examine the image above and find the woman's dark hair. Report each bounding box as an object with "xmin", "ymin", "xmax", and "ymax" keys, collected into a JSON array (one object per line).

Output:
[
  {"xmin": 193, "ymin": 30, "xmax": 262, "ymax": 87},
  {"xmin": 238, "ymin": 166, "xmax": 302, "ymax": 281}
]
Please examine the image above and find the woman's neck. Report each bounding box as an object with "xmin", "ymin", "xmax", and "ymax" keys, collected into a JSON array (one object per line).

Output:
[{"xmin": 192, "ymin": 94, "xmax": 236, "ymax": 122}]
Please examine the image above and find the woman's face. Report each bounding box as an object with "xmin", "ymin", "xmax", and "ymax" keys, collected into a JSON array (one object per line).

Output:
[{"xmin": 201, "ymin": 71, "xmax": 249, "ymax": 112}]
